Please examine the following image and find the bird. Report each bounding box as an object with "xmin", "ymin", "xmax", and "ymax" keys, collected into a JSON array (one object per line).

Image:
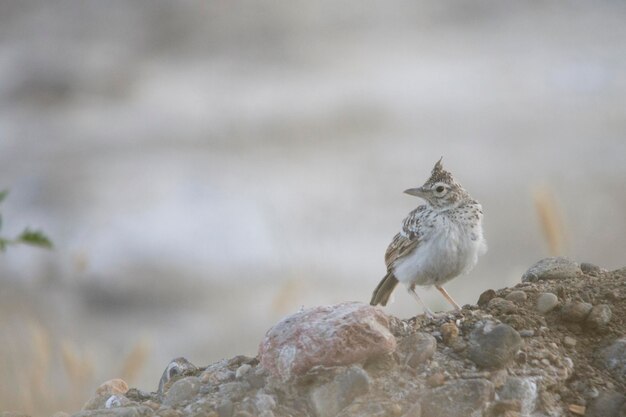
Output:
[{"xmin": 370, "ymin": 158, "xmax": 487, "ymax": 317}]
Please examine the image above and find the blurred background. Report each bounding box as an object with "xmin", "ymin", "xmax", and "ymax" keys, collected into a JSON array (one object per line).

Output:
[{"xmin": 1, "ymin": 0, "xmax": 625, "ymax": 414}]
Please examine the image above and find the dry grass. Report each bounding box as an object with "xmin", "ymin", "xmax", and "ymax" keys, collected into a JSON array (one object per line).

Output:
[
  {"xmin": 533, "ymin": 186, "xmax": 567, "ymax": 256},
  {"xmin": 0, "ymin": 313, "xmax": 150, "ymax": 416}
]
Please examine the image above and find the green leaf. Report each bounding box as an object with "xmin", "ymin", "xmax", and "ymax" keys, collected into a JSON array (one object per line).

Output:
[
  {"xmin": 17, "ymin": 228, "xmax": 53, "ymax": 249},
  {"xmin": 0, "ymin": 190, "xmax": 8, "ymax": 204}
]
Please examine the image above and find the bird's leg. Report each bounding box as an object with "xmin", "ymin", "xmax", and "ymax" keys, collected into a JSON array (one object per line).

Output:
[
  {"xmin": 407, "ymin": 284, "xmax": 435, "ymax": 318},
  {"xmin": 436, "ymin": 285, "xmax": 462, "ymax": 311}
]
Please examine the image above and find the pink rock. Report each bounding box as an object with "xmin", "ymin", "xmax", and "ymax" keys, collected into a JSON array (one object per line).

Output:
[{"xmin": 258, "ymin": 302, "xmax": 396, "ymax": 381}]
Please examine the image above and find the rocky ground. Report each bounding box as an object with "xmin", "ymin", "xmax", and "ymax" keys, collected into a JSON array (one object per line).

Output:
[{"xmin": 8, "ymin": 257, "xmax": 626, "ymax": 417}]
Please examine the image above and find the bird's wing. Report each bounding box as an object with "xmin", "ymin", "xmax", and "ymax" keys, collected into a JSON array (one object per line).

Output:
[
  {"xmin": 384, "ymin": 205, "xmax": 425, "ymax": 270},
  {"xmin": 384, "ymin": 233, "xmax": 419, "ymax": 270}
]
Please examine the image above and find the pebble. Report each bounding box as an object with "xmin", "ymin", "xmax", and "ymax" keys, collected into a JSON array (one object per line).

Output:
[
  {"xmin": 586, "ymin": 304, "xmax": 612, "ymax": 327},
  {"xmin": 498, "ymin": 377, "xmax": 538, "ymax": 416},
  {"xmin": 477, "ymin": 289, "xmax": 496, "ymax": 306},
  {"xmin": 216, "ymin": 399, "xmax": 234, "ymax": 417},
  {"xmin": 562, "ymin": 302, "xmax": 593, "ymax": 322},
  {"xmin": 585, "ymin": 390, "xmax": 626, "ymax": 417},
  {"xmin": 467, "ymin": 321, "xmax": 522, "ymax": 369},
  {"xmin": 235, "ymin": 364, "xmax": 252, "ymax": 379},
  {"xmin": 563, "ymin": 336, "xmax": 577, "ymax": 347},
  {"xmin": 398, "ymin": 332, "xmax": 437, "ymax": 368},
  {"xmin": 580, "ymin": 262, "xmax": 602, "ymax": 276},
  {"xmin": 105, "ymin": 395, "xmax": 130, "ymax": 409},
  {"xmin": 426, "ymin": 372, "xmax": 445, "ymax": 387},
  {"xmin": 402, "ymin": 403, "xmax": 421, "ymax": 417},
  {"xmin": 440, "ymin": 322, "xmax": 459, "ymax": 346},
  {"xmin": 505, "ymin": 291, "xmax": 527, "ymax": 304},
  {"xmin": 247, "ymin": 368, "xmax": 267, "ymax": 389},
  {"xmin": 535, "ymin": 293, "xmax": 559, "ymax": 314},
  {"xmin": 82, "ymin": 379, "xmax": 130, "ymax": 411},
  {"xmin": 258, "ymin": 302, "xmax": 396, "ymax": 381},
  {"xmin": 71, "ymin": 406, "xmax": 154, "ymax": 417},
  {"xmin": 162, "ymin": 376, "xmax": 201, "ymax": 407},
  {"xmin": 158, "ymin": 357, "xmax": 198, "ymax": 395},
  {"xmin": 522, "ymin": 257, "xmax": 581, "ymax": 282},
  {"xmin": 96, "ymin": 379, "xmax": 129, "ymax": 397},
  {"xmin": 487, "ymin": 298, "xmax": 517, "ymax": 314},
  {"xmin": 254, "ymin": 393, "xmax": 276, "ymax": 413},
  {"xmin": 519, "ymin": 330, "xmax": 535, "ymax": 338},
  {"xmin": 309, "ymin": 366, "xmax": 370, "ymax": 417},
  {"xmin": 598, "ymin": 337, "xmax": 626, "ymax": 384},
  {"xmin": 421, "ymin": 379, "xmax": 494, "ymax": 417},
  {"xmin": 568, "ymin": 404, "xmax": 586, "ymax": 415}
]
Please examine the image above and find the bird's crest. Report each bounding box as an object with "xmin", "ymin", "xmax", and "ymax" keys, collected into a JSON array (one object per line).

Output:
[{"xmin": 426, "ymin": 157, "xmax": 455, "ymax": 185}]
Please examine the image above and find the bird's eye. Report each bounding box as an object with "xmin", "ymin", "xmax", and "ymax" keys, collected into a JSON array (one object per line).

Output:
[{"xmin": 436, "ymin": 186, "xmax": 445, "ymax": 193}]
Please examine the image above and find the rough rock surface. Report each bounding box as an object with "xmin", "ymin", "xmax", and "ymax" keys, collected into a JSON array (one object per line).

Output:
[
  {"xmin": 522, "ymin": 256, "xmax": 582, "ymax": 282},
  {"xmin": 258, "ymin": 302, "xmax": 396, "ymax": 381},
  {"xmin": 46, "ymin": 259, "xmax": 626, "ymax": 417}
]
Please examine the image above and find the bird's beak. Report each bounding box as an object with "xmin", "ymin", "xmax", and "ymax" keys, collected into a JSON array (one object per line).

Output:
[{"xmin": 404, "ymin": 187, "xmax": 426, "ymax": 197}]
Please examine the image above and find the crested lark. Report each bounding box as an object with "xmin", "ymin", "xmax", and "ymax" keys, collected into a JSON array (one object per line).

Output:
[{"xmin": 370, "ymin": 158, "xmax": 487, "ymax": 317}]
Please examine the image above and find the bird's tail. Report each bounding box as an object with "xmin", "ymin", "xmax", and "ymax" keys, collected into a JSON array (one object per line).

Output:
[{"xmin": 370, "ymin": 271, "xmax": 399, "ymax": 306}]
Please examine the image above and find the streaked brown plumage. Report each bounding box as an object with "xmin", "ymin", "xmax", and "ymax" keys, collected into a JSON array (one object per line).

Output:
[{"xmin": 370, "ymin": 158, "xmax": 487, "ymax": 316}]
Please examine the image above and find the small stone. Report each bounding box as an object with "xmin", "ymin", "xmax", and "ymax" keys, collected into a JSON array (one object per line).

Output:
[
  {"xmin": 586, "ymin": 304, "xmax": 612, "ymax": 327},
  {"xmin": 519, "ymin": 330, "xmax": 535, "ymax": 337},
  {"xmin": 258, "ymin": 302, "xmax": 396, "ymax": 381},
  {"xmin": 402, "ymin": 403, "xmax": 421, "ymax": 417},
  {"xmin": 159, "ymin": 409, "xmax": 183, "ymax": 417},
  {"xmin": 421, "ymin": 379, "xmax": 494, "ymax": 417},
  {"xmin": 522, "ymin": 257, "xmax": 581, "ymax": 282},
  {"xmin": 71, "ymin": 406, "xmax": 154, "ymax": 417},
  {"xmin": 477, "ymin": 289, "xmax": 496, "ymax": 306},
  {"xmin": 201, "ymin": 364, "xmax": 235, "ymax": 385},
  {"xmin": 105, "ymin": 395, "xmax": 130, "ymax": 409},
  {"xmin": 490, "ymin": 369, "xmax": 509, "ymax": 388},
  {"xmin": 426, "ymin": 372, "xmax": 445, "ymax": 387},
  {"xmin": 51, "ymin": 413, "xmax": 71, "ymax": 417},
  {"xmin": 254, "ymin": 393, "xmax": 276, "ymax": 413},
  {"xmin": 568, "ymin": 404, "xmax": 586, "ymax": 415},
  {"xmin": 467, "ymin": 321, "xmax": 522, "ymax": 369},
  {"xmin": 82, "ymin": 380, "xmax": 131, "ymax": 411},
  {"xmin": 247, "ymin": 368, "xmax": 267, "ymax": 389},
  {"xmin": 562, "ymin": 301, "xmax": 593, "ymax": 322},
  {"xmin": 505, "ymin": 291, "xmax": 527, "ymax": 304},
  {"xmin": 310, "ymin": 366, "xmax": 370, "ymax": 417},
  {"xmin": 235, "ymin": 364, "xmax": 252, "ymax": 379},
  {"xmin": 258, "ymin": 412, "xmax": 274, "ymax": 417},
  {"xmin": 440, "ymin": 322, "xmax": 459, "ymax": 345},
  {"xmin": 563, "ymin": 336, "xmax": 577, "ymax": 347},
  {"xmin": 218, "ymin": 382, "xmax": 247, "ymax": 402},
  {"xmin": 598, "ymin": 338, "xmax": 626, "ymax": 384},
  {"xmin": 158, "ymin": 358, "xmax": 198, "ymax": 395},
  {"xmin": 580, "ymin": 262, "xmax": 602, "ymax": 276},
  {"xmin": 585, "ymin": 390, "xmax": 626, "ymax": 417},
  {"xmin": 95, "ymin": 379, "xmax": 129, "ymax": 397},
  {"xmin": 489, "ymin": 400, "xmax": 522, "ymax": 415},
  {"xmin": 498, "ymin": 377, "xmax": 538, "ymax": 416},
  {"xmin": 398, "ymin": 332, "xmax": 437, "ymax": 368},
  {"xmin": 162, "ymin": 376, "xmax": 201, "ymax": 407},
  {"xmin": 536, "ymin": 293, "xmax": 559, "ymax": 314},
  {"xmin": 488, "ymin": 297, "xmax": 517, "ymax": 314},
  {"xmin": 388, "ymin": 403, "xmax": 403, "ymax": 416},
  {"xmin": 216, "ymin": 399, "xmax": 234, "ymax": 417}
]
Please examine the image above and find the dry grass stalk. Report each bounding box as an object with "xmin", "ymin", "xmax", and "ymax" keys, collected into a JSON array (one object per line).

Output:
[
  {"xmin": 119, "ymin": 338, "xmax": 151, "ymax": 384},
  {"xmin": 533, "ymin": 186, "xmax": 566, "ymax": 256}
]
